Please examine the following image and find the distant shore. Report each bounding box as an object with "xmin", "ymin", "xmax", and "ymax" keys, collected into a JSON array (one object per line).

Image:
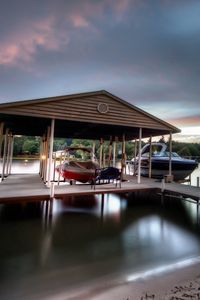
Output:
[{"xmin": 13, "ymin": 156, "xmax": 39, "ymax": 160}]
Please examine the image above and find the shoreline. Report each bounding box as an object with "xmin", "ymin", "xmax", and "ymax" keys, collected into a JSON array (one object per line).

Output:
[{"xmin": 61, "ymin": 261, "xmax": 200, "ymax": 300}]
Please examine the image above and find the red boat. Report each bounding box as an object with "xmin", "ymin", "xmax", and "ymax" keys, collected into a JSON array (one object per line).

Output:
[{"xmin": 56, "ymin": 147, "xmax": 99, "ymax": 183}]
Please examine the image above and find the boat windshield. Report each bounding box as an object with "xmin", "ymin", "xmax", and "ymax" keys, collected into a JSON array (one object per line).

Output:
[
  {"xmin": 141, "ymin": 144, "xmax": 165, "ymax": 157},
  {"xmin": 141, "ymin": 143, "xmax": 181, "ymax": 158},
  {"xmin": 152, "ymin": 151, "xmax": 181, "ymax": 158}
]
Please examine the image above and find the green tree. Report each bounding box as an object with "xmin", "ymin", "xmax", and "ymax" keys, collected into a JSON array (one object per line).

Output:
[
  {"xmin": 53, "ymin": 138, "xmax": 67, "ymax": 151},
  {"xmin": 13, "ymin": 136, "xmax": 26, "ymax": 156},
  {"xmin": 22, "ymin": 139, "xmax": 39, "ymax": 155}
]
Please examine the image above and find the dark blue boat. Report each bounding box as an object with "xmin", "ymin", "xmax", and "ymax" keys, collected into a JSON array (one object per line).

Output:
[{"xmin": 132, "ymin": 143, "xmax": 198, "ymax": 181}]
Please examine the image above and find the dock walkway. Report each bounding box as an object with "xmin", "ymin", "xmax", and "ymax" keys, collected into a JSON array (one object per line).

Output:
[
  {"xmin": 0, "ymin": 174, "xmax": 49, "ymax": 202},
  {"xmin": 0, "ymin": 174, "xmax": 199, "ymax": 204}
]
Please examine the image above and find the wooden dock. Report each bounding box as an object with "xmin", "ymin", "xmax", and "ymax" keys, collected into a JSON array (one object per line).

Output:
[
  {"xmin": 0, "ymin": 174, "xmax": 50, "ymax": 203},
  {"xmin": 0, "ymin": 174, "xmax": 199, "ymax": 204}
]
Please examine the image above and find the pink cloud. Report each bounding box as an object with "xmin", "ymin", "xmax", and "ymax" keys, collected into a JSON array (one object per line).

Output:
[
  {"xmin": 68, "ymin": 0, "xmax": 132, "ymax": 25},
  {"xmin": 112, "ymin": 0, "xmax": 131, "ymax": 13},
  {"xmin": 167, "ymin": 116, "xmax": 200, "ymax": 127},
  {"xmin": 0, "ymin": 0, "xmax": 133, "ymax": 68},
  {"xmin": 0, "ymin": 16, "xmax": 69, "ymax": 68},
  {"xmin": 0, "ymin": 45, "xmax": 19, "ymax": 65},
  {"xmin": 70, "ymin": 14, "xmax": 89, "ymax": 28}
]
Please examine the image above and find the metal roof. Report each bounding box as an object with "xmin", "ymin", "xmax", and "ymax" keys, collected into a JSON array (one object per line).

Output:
[{"xmin": 0, "ymin": 90, "xmax": 180, "ymax": 140}]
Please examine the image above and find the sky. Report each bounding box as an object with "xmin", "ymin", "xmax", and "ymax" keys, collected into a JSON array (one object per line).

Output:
[{"xmin": 0, "ymin": 0, "xmax": 200, "ymax": 142}]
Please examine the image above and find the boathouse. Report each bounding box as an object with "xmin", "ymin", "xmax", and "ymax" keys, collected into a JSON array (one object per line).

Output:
[{"xmin": 0, "ymin": 90, "xmax": 180, "ymax": 185}]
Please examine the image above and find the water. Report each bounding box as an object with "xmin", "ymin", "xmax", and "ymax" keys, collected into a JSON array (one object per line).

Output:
[
  {"xmin": 0, "ymin": 161, "xmax": 200, "ymax": 299},
  {"xmin": 10, "ymin": 159, "xmax": 40, "ymax": 174}
]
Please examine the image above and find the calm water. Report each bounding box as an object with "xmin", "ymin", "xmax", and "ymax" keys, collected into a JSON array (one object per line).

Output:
[{"xmin": 0, "ymin": 160, "xmax": 200, "ymax": 299}]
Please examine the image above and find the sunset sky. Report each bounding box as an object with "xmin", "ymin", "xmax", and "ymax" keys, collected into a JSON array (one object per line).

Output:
[{"xmin": 0, "ymin": 0, "xmax": 200, "ymax": 142}]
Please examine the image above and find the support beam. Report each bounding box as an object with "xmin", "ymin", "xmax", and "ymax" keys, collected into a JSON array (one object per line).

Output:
[
  {"xmin": 108, "ymin": 136, "xmax": 112, "ymax": 167},
  {"xmin": 133, "ymin": 139, "xmax": 137, "ymax": 175},
  {"xmin": 92, "ymin": 141, "xmax": 96, "ymax": 162},
  {"xmin": 39, "ymin": 136, "xmax": 44, "ymax": 177},
  {"xmin": 99, "ymin": 138, "xmax": 103, "ymax": 168},
  {"xmin": 121, "ymin": 134, "xmax": 126, "ymax": 174},
  {"xmin": 8, "ymin": 135, "xmax": 14, "ymax": 175},
  {"xmin": 113, "ymin": 140, "xmax": 116, "ymax": 167},
  {"xmin": 40, "ymin": 134, "xmax": 46, "ymax": 179},
  {"xmin": 169, "ymin": 131, "xmax": 172, "ymax": 177},
  {"xmin": 42, "ymin": 137, "xmax": 47, "ymax": 181},
  {"xmin": 0, "ymin": 122, "xmax": 4, "ymax": 159},
  {"xmin": 0, "ymin": 123, "xmax": 4, "ymax": 179},
  {"xmin": 149, "ymin": 136, "xmax": 152, "ymax": 178},
  {"xmin": 137, "ymin": 128, "xmax": 142, "ymax": 184},
  {"xmin": 47, "ymin": 119, "xmax": 55, "ymax": 187},
  {"xmin": 6, "ymin": 133, "xmax": 12, "ymax": 176},
  {"xmin": 1, "ymin": 128, "xmax": 9, "ymax": 181},
  {"xmin": 44, "ymin": 127, "xmax": 50, "ymax": 183}
]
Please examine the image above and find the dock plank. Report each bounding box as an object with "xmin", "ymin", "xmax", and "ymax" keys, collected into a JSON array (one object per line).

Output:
[
  {"xmin": 0, "ymin": 174, "xmax": 50, "ymax": 203},
  {"xmin": 0, "ymin": 174, "xmax": 199, "ymax": 204}
]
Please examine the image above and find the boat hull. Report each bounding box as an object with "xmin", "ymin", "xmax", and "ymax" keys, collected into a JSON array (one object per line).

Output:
[
  {"xmin": 61, "ymin": 169, "xmax": 96, "ymax": 183},
  {"xmin": 131, "ymin": 142, "xmax": 198, "ymax": 181},
  {"xmin": 56, "ymin": 161, "xmax": 97, "ymax": 183},
  {"xmin": 140, "ymin": 157, "xmax": 198, "ymax": 181}
]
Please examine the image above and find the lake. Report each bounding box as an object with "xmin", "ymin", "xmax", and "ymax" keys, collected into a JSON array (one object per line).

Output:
[{"xmin": 0, "ymin": 160, "xmax": 200, "ymax": 299}]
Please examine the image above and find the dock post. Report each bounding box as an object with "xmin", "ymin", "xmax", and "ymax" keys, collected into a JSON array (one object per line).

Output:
[
  {"xmin": 108, "ymin": 137, "xmax": 112, "ymax": 167},
  {"xmin": 2, "ymin": 128, "xmax": 9, "ymax": 181},
  {"xmin": 43, "ymin": 134, "xmax": 49, "ymax": 183},
  {"xmin": 103, "ymin": 152, "xmax": 106, "ymax": 168},
  {"xmin": 0, "ymin": 122, "xmax": 4, "ymax": 161},
  {"xmin": 8, "ymin": 135, "xmax": 14, "ymax": 175},
  {"xmin": 137, "ymin": 128, "xmax": 142, "ymax": 184},
  {"xmin": 169, "ymin": 131, "xmax": 172, "ymax": 177},
  {"xmin": 149, "ymin": 136, "xmax": 152, "ymax": 178},
  {"xmin": 5, "ymin": 133, "xmax": 12, "ymax": 176},
  {"xmin": 113, "ymin": 140, "xmax": 116, "ymax": 167},
  {"xmin": 92, "ymin": 141, "xmax": 96, "ymax": 162},
  {"xmin": 99, "ymin": 138, "xmax": 103, "ymax": 168},
  {"xmin": 122, "ymin": 134, "xmax": 126, "ymax": 175},
  {"xmin": 133, "ymin": 139, "xmax": 137, "ymax": 176},
  {"xmin": 47, "ymin": 119, "xmax": 55, "ymax": 187},
  {"xmin": 197, "ymin": 177, "xmax": 199, "ymax": 187}
]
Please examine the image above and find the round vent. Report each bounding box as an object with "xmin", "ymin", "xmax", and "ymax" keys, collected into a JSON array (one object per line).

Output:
[{"xmin": 97, "ymin": 103, "xmax": 109, "ymax": 114}]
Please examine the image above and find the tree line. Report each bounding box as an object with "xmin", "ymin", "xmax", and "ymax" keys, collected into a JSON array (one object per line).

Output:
[{"xmin": 13, "ymin": 136, "xmax": 200, "ymax": 160}]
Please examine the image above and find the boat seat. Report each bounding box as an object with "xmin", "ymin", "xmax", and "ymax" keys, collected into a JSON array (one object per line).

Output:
[{"xmin": 91, "ymin": 167, "xmax": 122, "ymax": 190}]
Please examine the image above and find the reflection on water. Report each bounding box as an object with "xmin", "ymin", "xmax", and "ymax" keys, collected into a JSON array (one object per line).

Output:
[
  {"xmin": 0, "ymin": 192, "xmax": 200, "ymax": 300},
  {"xmin": 0, "ymin": 161, "xmax": 200, "ymax": 299},
  {"xmin": 7, "ymin": 159, "xmax": 40, "ymax": 174}
]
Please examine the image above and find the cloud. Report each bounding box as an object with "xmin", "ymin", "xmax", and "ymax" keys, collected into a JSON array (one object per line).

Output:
[
  {"xmin": 0, "ymin": 0, "xmax": 199, "ymax": 136},
  {"xmin": 69, "ymin": 14, "xmax": 89, "ymax": 28},
  {"xmin": 173, "ymin": 134, "xmax": 200, "ymax": 143},
  {"xmin": 0, "ymin": 0, "xmax": 150, "ymax": 71},
  {"xmin": 173, "ymin": 126, "xmax": 200, "ymax": 143},
  {"xmin": 0, "ymin": 16, "xmax": 71, "ymax": 68},
  {"xmin": 166, "ymin": 1, "xmax": 200, "ymax": 36},
  {"xmin": 166, "ymin": 116, "xmax": 200, "ymax": 128},
  {"xmin": 0, "ymin": 0, "xmax": 134, "ymax": 69},
  {"xmin": 0, "ymin": 45, "xmax": 19, "ymax": 65}
]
